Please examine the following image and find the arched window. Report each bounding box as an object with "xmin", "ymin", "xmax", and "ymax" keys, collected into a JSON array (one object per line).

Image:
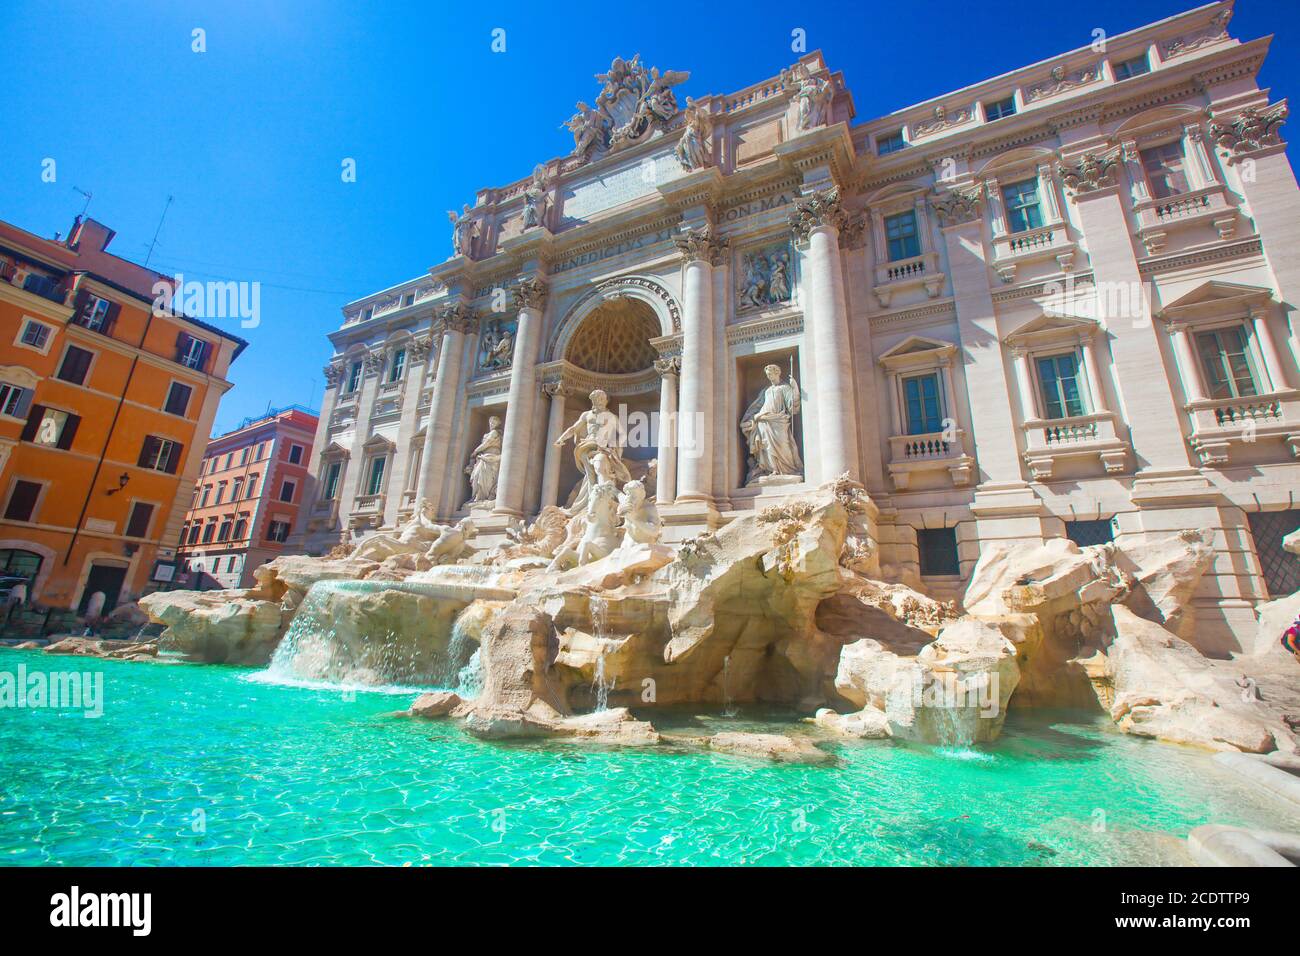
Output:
[{"xmin": 0, "ymin": 549, "xmax": 43, "ymax": 584}]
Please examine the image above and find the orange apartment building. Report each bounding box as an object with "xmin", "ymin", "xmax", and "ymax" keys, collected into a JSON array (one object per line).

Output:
[
  {"xmin": 0, "ymin": 215, "xmax": 246, "ymax": 618},
  {"xmin": 177, "ymin": 405, "xmax": 318, "ymax": 589}
]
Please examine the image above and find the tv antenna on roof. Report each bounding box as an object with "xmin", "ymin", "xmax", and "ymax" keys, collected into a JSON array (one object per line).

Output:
[
  {"xmin": 72, "ymin": 186, "xmax": 92, "ymax": 219},
  {"xmin": 143, "ymin": 194, "xmax": 174, "ymax": 268}
]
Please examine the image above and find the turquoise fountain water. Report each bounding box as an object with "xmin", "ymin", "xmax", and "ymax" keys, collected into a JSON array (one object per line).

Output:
[{"xmin": 2, "ymin": 648, "xmax": 1299, "ymax": 866}]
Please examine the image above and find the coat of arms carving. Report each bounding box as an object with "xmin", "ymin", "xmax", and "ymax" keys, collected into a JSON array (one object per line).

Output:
[{"xmin": 564, "ymin": 55, "xmax": 690, "ymax": 162}]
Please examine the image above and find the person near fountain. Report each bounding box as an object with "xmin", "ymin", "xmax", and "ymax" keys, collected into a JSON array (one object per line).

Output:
[
  {"xmin": 465, "ymin": 415, "xmax": 503, "ymax": 506},
  {"xmin": 739, "ymin": 363, "xmax": 802, "ymax": 485},
  {"xmin": 553, "ymin": 388, "xmax": 631, "ymax": 513}
]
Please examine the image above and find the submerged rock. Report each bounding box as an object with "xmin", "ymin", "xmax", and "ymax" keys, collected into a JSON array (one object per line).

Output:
[
  {"xmin": 705, "ymin": 731, "xmax": 835, "ymax": 765},
  {"xmin": 43, "ymin": 637, "xmax": 160, "ymax": 660},
  {"xmin": 409, "ymin": 691, "xmax": 463, "ymax": 718}
]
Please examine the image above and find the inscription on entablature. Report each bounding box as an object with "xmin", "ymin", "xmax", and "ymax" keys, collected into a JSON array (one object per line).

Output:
[
  {"xmin": 553, "ymin": 228, "xmax": 676, "ymax": 274},
  {"xmin": 717, "ymin": 192, "xmax": 794, "ymax": 224}
]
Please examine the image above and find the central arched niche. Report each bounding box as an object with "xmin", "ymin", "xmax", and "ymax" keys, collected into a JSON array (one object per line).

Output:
[
  {"xmin": 564, "ymin": 296, "xmax": 661, "ymax": 374},
  {"xmin": 557, "ymin": 295, "xmax": 662, "ymax": 504}
]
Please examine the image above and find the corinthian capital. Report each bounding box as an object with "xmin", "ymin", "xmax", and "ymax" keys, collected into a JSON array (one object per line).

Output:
[
  {"xmin": 930, "ymin": 186, "xmax": 983, "ymax": 227},
  {"xmin": 438, "ymin": 303, "xmax": 477, "ymax": 336},
  {"xmin": 673, "ymin": 224, "xmax": 729, "ymax": 265},
  {"xmin": 515, "ymin": 276, "xmax": 548, "ymax": 311},
  {"xmin": 788, "ymin": 185, "xmax": 845, "ymax": 240},
  {"xmin": 323, "ymin": 361, "xmax": 345, "ymax": 387},
  {"xmin": 653, "ymin": 356, "xmax": 682, "ymax": 378},
  {"xmin": 1209, "ymin": 103, "xmax": 1288, "ymax": 156}
]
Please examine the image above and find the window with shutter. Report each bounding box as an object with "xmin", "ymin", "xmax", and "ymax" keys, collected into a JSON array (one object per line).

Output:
[
  {"xmin": 125, "ymin": 502, "xmax": 155, "ymax": 538},
  {"xmin": 56, "ymin": 346, "xmax": 94, "ymax": 386},
  {"xmin": 24, "ymin": 407, "xmax": 75, "ymax": 449},
  {"xmin": 3, "ymin": 480, "xmax": 42, "ymax": 522},
  {"xmin": 0, "ymin": 383, "xmax": 32, "ymax": 419},
  {"xmin": 164, "ymin": 382, "xmax": 192, "ymax": 416},
  {"xmin": 138, "ymin": 436, "xmax": 160, "ymax": 469}
]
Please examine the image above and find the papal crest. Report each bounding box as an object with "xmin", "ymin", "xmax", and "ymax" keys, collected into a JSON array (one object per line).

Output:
[{"xmin": 564, "ymin": 55, "xmax": 690, "ymax": 162}]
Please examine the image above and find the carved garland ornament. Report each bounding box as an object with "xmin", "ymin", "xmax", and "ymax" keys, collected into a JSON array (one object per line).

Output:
[
  {"xmin": 930, "ymin": 186, "xmax": 983, "ymax": 227},
  {"xmin": 1058, "ymin": 151, "xmax": 1121, "ymax": 194}
]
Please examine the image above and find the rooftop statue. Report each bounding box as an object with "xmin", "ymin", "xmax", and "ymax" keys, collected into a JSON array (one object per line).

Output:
[
  {"xmin": 447, "ymin": 204, "xmax": 479, "ymax": 258},
  {"xmin": 781, "ymin": 62, "xmax": 833, "ymax": 132},
  {"xmin": 522, "ymin": 164, "xmax": 550, "ymax": 230},
  {"xmin": 675, "ymin": 97, "xmax": 712, "ymax": 172}
]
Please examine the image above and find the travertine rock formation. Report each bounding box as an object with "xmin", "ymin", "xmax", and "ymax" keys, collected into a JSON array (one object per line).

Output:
[
  {"xmin": 138, "ymin": 589, "xmax": 285, "ymax": 665},
  {"xmin": 137, "ymin": 485, "xmax": 1298, "ymax": 755}
]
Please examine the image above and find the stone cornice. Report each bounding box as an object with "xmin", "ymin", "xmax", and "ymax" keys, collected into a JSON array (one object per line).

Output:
[{"xmin": 1137, "ymin": 237, "xmax": 1264, "ymax": 277}]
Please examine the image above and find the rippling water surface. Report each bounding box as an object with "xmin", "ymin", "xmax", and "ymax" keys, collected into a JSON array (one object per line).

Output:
[{"xmin": 2, "ymin": 649, "xmax": 1298, "ymax": 866}]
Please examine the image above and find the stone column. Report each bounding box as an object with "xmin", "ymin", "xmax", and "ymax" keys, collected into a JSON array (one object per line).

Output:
[
  {"xmin": 1168, "ymin": 322, "xmax": 1207, "ymax": 402},
  {"xmin": 337, "ymin": 349, "xmax": 386, "ymax": 515},
  {"xmin": 790, "ymin": 187, "xmax": 860, "ymax": 482},
  {"xmin": 1251, "ymin": 305, "xmax": 1291, "ymax": 391},
  {"xmin": 1079, "ymin": 335, "xmax": 1108, "ymax": 412},
  {"xmin": 539, "ymin": 382, "xmax": 569, "ymax": 510},
  {"xmin": 494, "ymin": 278, "xmax": 547, "ymax": 517},
  {"xmin": 386, "ymin": 334, "xmax": 434, "ymax": 524},
  {"xmin": 415, "ymin": 304, "xmax": 475, "ymax": 517},
  {"xmin": 1011, "ymin": 349, "xmax": 1038, "ymax": 420},
  {"xmin": 654, "ymin": 357, "xmax": 680, "ymax": 505},
  {"xmin": 673, "ymin": 225, "xmax": 725, "ymax": 503}
]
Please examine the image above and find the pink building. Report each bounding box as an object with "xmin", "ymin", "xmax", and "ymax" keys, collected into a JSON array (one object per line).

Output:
[{"xmin": 178, "ymin": 405, "xmax": 318, "ymax": 589}]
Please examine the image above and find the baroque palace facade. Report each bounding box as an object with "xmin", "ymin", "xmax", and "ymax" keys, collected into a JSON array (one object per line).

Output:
[{"xmin": 301, "ymin": 1, "xmax": 1300, "ymax": 655}]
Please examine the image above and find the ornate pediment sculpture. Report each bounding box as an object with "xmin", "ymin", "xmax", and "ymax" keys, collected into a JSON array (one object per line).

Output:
[{"xmin": 565, "ymin": 55, "xmax": 690, "ymax": 162}]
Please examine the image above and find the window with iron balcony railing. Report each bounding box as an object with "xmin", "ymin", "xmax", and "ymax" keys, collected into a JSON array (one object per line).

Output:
[
  {"xmin": 1158, "ymin": 282, "xmax": 1300, "ymax": 466},
  {"xmin": 1004, "ymin": 315, "xmax": 1131, "ymax": 480},
  {"xmin": 877, "ymin": 337, "xmax": 974, "ymax": 489}
]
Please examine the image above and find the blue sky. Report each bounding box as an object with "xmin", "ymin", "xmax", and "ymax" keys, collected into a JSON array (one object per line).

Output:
[{"xmin": 2, "ymin": 0, "xmax": 1297, "ymax": 434}]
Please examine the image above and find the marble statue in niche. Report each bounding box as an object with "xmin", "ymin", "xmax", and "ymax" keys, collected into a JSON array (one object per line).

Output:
[
  {"xmin": 466, "ymin": 416, "xmax": 503, "ymax": 506},
  {"xmin": 740, "ymin": 363, "xmax": 803, "ymax": 485},
  {"xmin": 448, "ymin": 204, "xmax": 479, "ymax": 258},
  {"xmin": 554, "ymin": 388, "xmax": 631, "ymax": 513},
  {"xmin": 478, "ymin": 317, "xmax": 516, "ymax": 371},
  {"xmin": 736, "ymin": 241, "xmax": 794, "ymax": 312}
]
